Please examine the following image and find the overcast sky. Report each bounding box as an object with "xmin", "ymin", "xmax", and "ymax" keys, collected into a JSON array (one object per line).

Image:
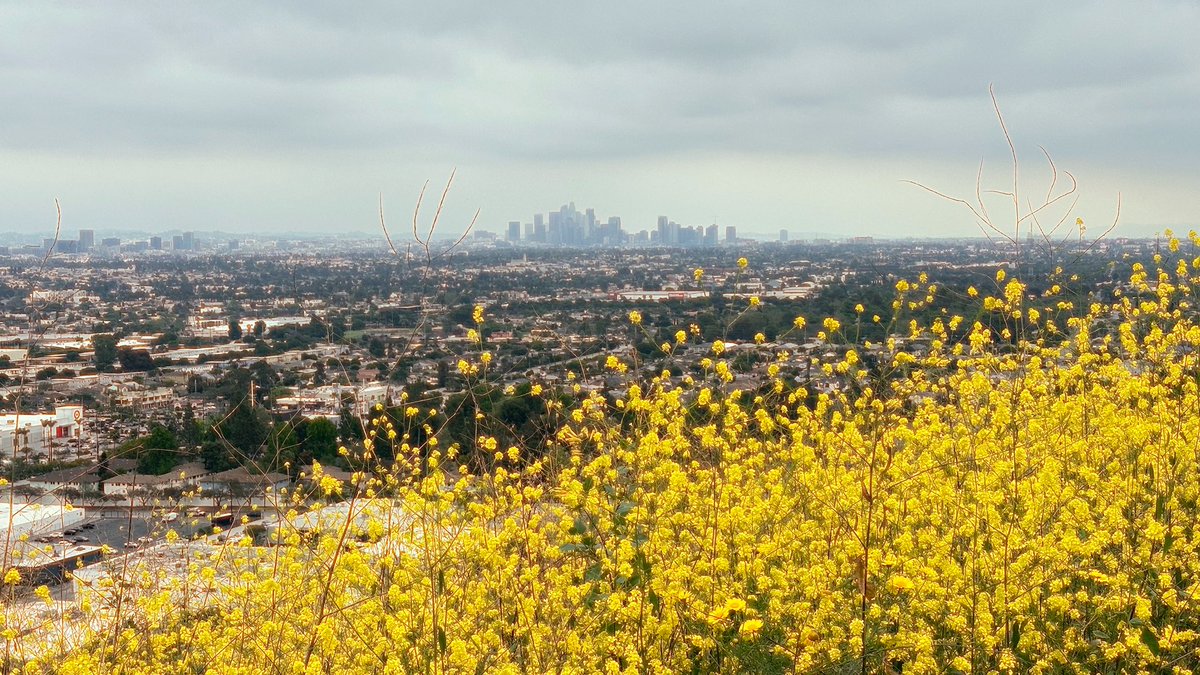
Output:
[{"xmin": 2, "ymin": 1, "xmax": 1198, "ymax": 239}]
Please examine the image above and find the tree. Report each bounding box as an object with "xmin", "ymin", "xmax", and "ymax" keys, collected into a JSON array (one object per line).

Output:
[
  {"xmin": 117, "ymin": 348, "xmax": 156, "ymax": 372},
  {"xmin": 222, "ymin": 401, "xmax": 270, "ymax": 458},
  {"xmin": 93, "ymin": 334, "xmax": 118, "ymax": 372},
  {"xmin": 137, "ymin": 425, "xmax": 181, "ymax": 475},
  {"xmin": 179, "ymin": 404, "xmax": 201, "ymax": 447},
  {"xmin": 228, "ymin": 318, "xmax": 243, "ymax": 341},
  {"xmin": 265, "ymin": 421, "xmax": 300, "ymax": 473},
  {"xmin": 199, "ymin": 436, "xmax": 237, "ymax": 473},
  {"xmin": 338, "ymin": 398, "xmax": 364, "ymax": 443},
  {"xmin": 302, "ymin": 416, "xmax": 339, "ymax": 464},
  {"xmin": 253, "ymin": 320, "xmax": 266, "ymax": 338},
  {"xmin": 368, "ymin": 337, "xmax": 386, "ymax": 359}
]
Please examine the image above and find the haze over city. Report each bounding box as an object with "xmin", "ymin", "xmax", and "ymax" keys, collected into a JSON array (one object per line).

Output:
[{"xmin": 3, "ymin": 1, "xmax": 1200, "ymax": 238}]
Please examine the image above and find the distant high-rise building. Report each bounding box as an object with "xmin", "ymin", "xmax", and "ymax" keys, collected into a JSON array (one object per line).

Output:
[
  {"xmin": 172, "ymin": 235, "xmax": 184, "ymax": 250},
  {"xmin": 42, "ymin": 238, "xmax": 57, "ymax": 253},
  {"xmin": 524, "ymin": 222, "xmax": 533, "ymax": 239},
  {"xmin": 150, "ymin": 236, "xmax": 162, "ymax": 250},
  {"xmin": 725, "ymin": 226, "xmax": 737, "ymax": 242},
  {"xmin": 182, "ymin": 231, "xmax": 195, "ymax": 250},
  {"xmin": 101, "ymin": 237, "xmax": 120, "ymax": 247},
  {"xmin": 507, "ymin": 221, "xmax": 521, "ymax": 242},
  {"xmin": 779, "ymin": 229, "xmax": 789, "ymax": 242},
  {"xmin": 78, "ymin": 229, "xmax": 94, "ymax": 252},
  {"xmin": 705, "ymin": 224, "xmax": 718, "ymax": 246},
  {"xmin": 604, "ymin": 216, "xmax": 623, "ymax": 245}
]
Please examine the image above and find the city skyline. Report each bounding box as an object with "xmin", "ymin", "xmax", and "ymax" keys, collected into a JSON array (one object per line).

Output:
[{"xmin": 2, "ymin": 3, "xmax": 1199, "ymax": 238}]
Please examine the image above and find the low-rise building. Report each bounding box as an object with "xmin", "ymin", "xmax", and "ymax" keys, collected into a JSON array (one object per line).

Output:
[
  {"xmin": 110, "ymin": 385, "xmax": 176, "ymax": 411},
  {"xmin": 22, "ymin": 467, "xmax": 103, "ymax": 494}
]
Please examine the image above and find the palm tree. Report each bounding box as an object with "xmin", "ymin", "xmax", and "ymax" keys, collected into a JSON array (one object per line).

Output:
[{"xmin": 41, "ymin": 419, "xmax": 55, "ymax": 461}]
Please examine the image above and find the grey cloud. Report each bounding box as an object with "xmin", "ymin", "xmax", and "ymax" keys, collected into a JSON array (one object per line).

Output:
[
  {"xmin": 3, "ymin": 1, "xmax": 1198, "ymax": 163},
  {"xmin": 1, "ymin": 1, "xmax": 1198, "ymax": 234}
]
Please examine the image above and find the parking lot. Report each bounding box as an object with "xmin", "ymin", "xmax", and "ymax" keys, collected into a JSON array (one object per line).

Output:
[{"xmin": 36, "ymin": 510, "xmax": 211, "ymax": 552}]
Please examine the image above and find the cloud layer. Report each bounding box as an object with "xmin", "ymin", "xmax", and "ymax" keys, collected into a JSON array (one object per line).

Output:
[{"xmin": 2, "ymin": 2, "xmax": 1197, "ymax": 237}]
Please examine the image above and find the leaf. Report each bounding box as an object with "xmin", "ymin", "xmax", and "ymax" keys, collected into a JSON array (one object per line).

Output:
[
  {"xmin": 647, "ymin": 590, "xmax": 661, "ymax": 613},
  {"xmin": 1141, "ymin": 626, "xmax": 1160, "ymax": 656},
  {"xmin": 584, "ymin": 564, "xmax": 603, "ymax": 583},
  {"xmin": 570, "ymin": 516, "xmax": 587, "ymax": 536}
]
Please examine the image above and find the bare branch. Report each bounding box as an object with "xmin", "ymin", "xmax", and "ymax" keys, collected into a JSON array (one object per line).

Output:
[
  {"xmin": 412, "ymin": 180, "xmax": 430, "ymax": 245},
  {"xmin": 427, "ymin": 169, "xmax": 456, "ymax": 244},
  {"xmin": 378, "ymin": 193, "xmax": 398, "ymax": 257},
  {"xmin": 990, "ymin": 84, "xmax": 1020, "ymax": 247}
]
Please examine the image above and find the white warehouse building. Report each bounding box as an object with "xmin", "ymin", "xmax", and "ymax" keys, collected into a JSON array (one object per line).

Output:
[
  {"xmin": 0, "ymin": 502, "xmax": 86, "ymax": 543},
  {"xmin": 0, "ymin": 405, "xmax": 85, "ymax": 458}
]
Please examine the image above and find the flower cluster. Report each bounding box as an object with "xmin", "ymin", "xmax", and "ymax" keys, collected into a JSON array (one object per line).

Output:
[{"xmin": 16, "ymin": 243, "xmax": 1200, "ymax": 674}]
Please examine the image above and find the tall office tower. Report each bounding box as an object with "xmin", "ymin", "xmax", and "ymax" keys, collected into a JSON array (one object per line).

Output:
[
  {"xmin": 585, "ymin": 208, "xmax": 596, "ymax": 242},
  {"xmin": 172, "ymin": 235, "xmax": 185, "ymax": 250},
  {"xmin": 533, "ymin": 221, "xmax": 547, "ymax": 243},
  {"xmin": 533, "ymin": 212, "xmax": 544, "ymax": 234},
  {"xmin": 726, "ymin": 226, "xmax": 737, "ymax": 242},
  {"xmin": 182, "ymin": 231, "xmax": 195, "ymax": 250},
  {"xmin": 78, "ymin": 229, "xmax": 94, "ymax": 252},
  {"xmin": 779, "ymin": 229, "xmax": 789, "ymax": 242},
  {"xmin": 705, "ymin": 224, "xmax": 718, "ymax": 245},
  {"xmin": 507, "ymin": 221, "xmax": 521, "ymax": 242},
  {"xmin": 679, "ymin": 226, "xmax": 700, "ymax": 246},
  {"xmin": 150, "ymin": 236, "xmax": 162, "ymax": 250},
  {"xmin": 609, "ymin": 216, "xmax": 623, "ymax": 243},
  {"xmin": 657, "ymin": 216, "xmax": 669, "ymax": 245},
  {"xmin": 662, "ymin": 220, "xmax": 681, "ymax": 243},
  {"xmin": 524, "ymin": 222, "xmax": 534, "ymax": 239}
]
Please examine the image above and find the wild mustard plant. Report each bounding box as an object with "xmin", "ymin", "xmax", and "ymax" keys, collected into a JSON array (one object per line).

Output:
[{"xmin": 10, "ymin": 239, "xmax": 1200, "ymax": 673}]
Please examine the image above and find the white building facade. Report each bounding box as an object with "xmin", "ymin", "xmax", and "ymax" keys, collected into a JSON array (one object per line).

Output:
[{"xmin": 0, "ymin": 405, "xmax": 85, "ymax": 458}]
